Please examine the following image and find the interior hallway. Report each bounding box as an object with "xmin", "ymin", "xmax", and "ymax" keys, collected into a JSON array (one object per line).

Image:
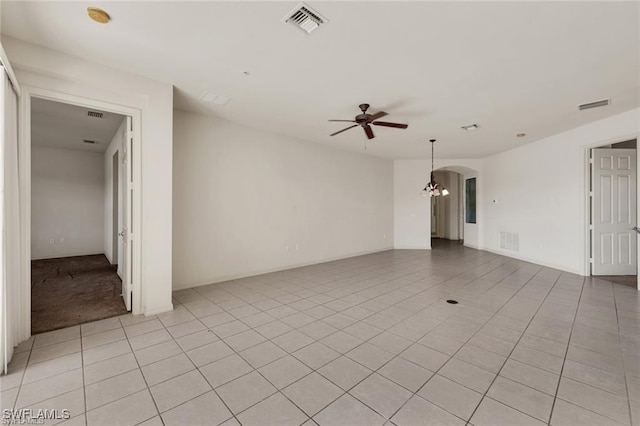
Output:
[
  {"xmin": 31, "ymin": 255, "xmax": 127, "ymax": 334},
  {"xmin": 4, "ymin": 245, "xmax": 639, "ymax": 425}
]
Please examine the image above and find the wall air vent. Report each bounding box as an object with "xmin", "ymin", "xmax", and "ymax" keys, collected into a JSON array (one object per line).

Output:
[
  {"xmin": 83, "ymin": 139, "xmax": 97, "ymax": 144},
  {"xmin": 579, "ymin": 98, "xmax": 610, "ymax": 111},
  {"xmin": 284, "ymin": 3, "xmax": 327, "ymax": 35},
  {"xmin": 499, "ymin": 231, "xmax": 520, "ymax": 252},
  {"xmin": 87, "ymin": 111, "xmax": 103, "ymax": 118}
]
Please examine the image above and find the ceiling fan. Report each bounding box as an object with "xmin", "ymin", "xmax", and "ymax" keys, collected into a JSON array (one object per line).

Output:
[{"xmin": 329, "ymin": 103, "xmax": 408, "ymax": 140}]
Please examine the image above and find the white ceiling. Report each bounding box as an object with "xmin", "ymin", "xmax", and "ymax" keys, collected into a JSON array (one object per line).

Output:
[
  {"xmin": 31, "ymin": 97, "xmax": 125, "ymax": 153},
  {"xmin": 4, "ymin": 1, "xmax": 638, "ymax": 159}
]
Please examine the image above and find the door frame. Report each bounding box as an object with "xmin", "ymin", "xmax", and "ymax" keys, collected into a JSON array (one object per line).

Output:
[
  {"xmin": 19, "ymin": 85, "xmax": 143, "ymax": 333},
  {"xmin": 112, "ymin": 149, "xmax": 119, "ymax": 270},
  {"xmin": 583, "ymin": 133, "xmax": 640, "ymax": 288}
]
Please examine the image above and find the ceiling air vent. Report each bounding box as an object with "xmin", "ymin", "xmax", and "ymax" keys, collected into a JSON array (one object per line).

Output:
[
  {"xmin": 284, "ymin": 3, "xmax": 327, "ymax": 35},
  {"xmin": 87, "ymin": 111, "xmax": 103, "ymax": 118},
  {"xmin": 579, "ymin": 98, "xmax": 610, "ymax": 111},
  {"xmin": 83, "ymin": 139, "xmax": 97, "ymax": 144}
]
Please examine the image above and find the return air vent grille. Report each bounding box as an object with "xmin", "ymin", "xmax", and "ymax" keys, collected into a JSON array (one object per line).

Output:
[
  {"xmin": 579, "ymin": 99, "xmax": 610, "ymax": 111},
  {"xmin": 499, "ymin": 231, "xmax": 519, "ymax": 252},
  {"xmin": 87, "ymin": 111, "xmax": 103, "ymax": 118},
  {"xmin": 285, "ymin": 3, "xmax": 327, "ymax": 34}
]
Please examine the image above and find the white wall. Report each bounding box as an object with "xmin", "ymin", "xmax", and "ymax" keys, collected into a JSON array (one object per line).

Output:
[
  {"xmin": 104, "ymin": 117, "xmax": 125, "ymax": 271},
  {"xmin": 4, "ymin": 37, "xmax": 173, "ymax": 315},
  {"xmin": 31, "ymin": 146, "xmax": 104, "ymax": 259},
  {"xmin": 173, "ymin": 110, "xmax": 394, "ymax": 289},
  {"xmin": 394, "ymin": 159, "xmax": 482, "ymax": 249},
  {"xmin": 483, "ymin": 108, "xmax": 640, "ymax": 275}
]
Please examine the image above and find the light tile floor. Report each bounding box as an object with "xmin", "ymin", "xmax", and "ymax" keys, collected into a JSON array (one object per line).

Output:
[{"xmin": 1, "ymin": 245, "xmax": 639, "ymax": 426}]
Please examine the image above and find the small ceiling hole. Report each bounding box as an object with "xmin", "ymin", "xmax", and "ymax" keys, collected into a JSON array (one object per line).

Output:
[{"xmin": 446, "ymin": 300, "xmax": 459, "ymax": 304}]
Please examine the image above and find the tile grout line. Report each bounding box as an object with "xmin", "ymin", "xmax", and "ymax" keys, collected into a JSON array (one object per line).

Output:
[
  {"xmin": 14, "ymin": 248, "xmax": 633, "ymax": 426},
  {"xmin": 182, "ymin": 254, "xmax": 539, "ymax": 423},
  {"xmin": 611, "ymin": 281, "xmax": 634, "ymax": 426},
  {"xmin": 10, "ymin": 339, "xmax": 33, "ymax": 412},
  {"xmin": 8, "ymin": 252, "xmax": 533, "ymax": 422},
  {"xmin": 117, "ymin": 315, "xmax": 166, "ymax": 426},
  {"xmin": 387, "ymin": 264, "xmax": 556, "ymax": 424},
  {"xmin": 536, "ymin": 275, "xmax": 585, "ymax": 425},
  {"xmin": 188, "ymin": 248, "xmax": 510, "ymax": 330},
  {"xmin": 79, "ymin": 326, "xmax": 88, "ymax": 426},
  {"xmin": 332, "ymin": 265, "xmax": 544, "ymax": 421},
  {"xmin": 461, "ymin": 271, "xmax": 570, "ymax": 425},
  {"xmin": 157, "ymin": 305, "xmax": 250, "ymax": 426}
]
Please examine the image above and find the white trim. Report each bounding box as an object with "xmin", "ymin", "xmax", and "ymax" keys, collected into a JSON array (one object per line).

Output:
[
  {"xmin": 0, "ymin": 44, "xmax": 20, "ymax": 97},
  {"xmin": 144, "ymin": 304, "xmax": 174, "ymax": 317},
  {"xmin": 482, "ymin": 247, "xmax": 583, "ymax": 275},
  {"xmin": 172, "ymin": 247, "xmax": 395, "ymax": 291},
  {"xmin": 463, "ymin": 243, "xmax": 481, "ymax": 250},
  {"xmin": 394, "ymin": 246, "xmax": 431, "ymax": 250},
  {"xmin": 19, "ymin": 86, "xmax": 144, "ymax": 323}
]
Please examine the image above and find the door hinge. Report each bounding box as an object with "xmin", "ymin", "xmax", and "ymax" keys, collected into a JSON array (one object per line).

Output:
[
  {"xmin": 589, "ymin": 224, "xmax": 594, "ymax": 230},
  {"xmin": 589, "ymin": 158, "xmax": 594, "ymax": 164},
  {"xmin": 589, "ymin": 258, "xmax": 594, "ymax": 264},
  {"xmin": 589, "ymin": 191, "xmax": 593, "ymax": 197}
]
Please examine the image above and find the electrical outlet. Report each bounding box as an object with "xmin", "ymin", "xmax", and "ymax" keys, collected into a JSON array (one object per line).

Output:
[
  {"xmin": 60, "ymin": 238, "xmax": 65, "ymax": 244},
  {"xmin": 285, "ymin": 245, "xmax": 290, "ymax": 252},
  {"xmin": 295, "ymin": 244, "xmax": 299, "ymax": 251},
  {"xmin": 49, "ymin": 239, "xmax": 55, "ymax": 245}
]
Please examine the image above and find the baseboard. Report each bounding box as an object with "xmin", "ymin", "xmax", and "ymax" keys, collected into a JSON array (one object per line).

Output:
[
  {"xmin": 144, "ymin": 304, "xmax": 174, "ymax": 316},
  {"xmin": 31, "ymin": 252, "xmax": 107, "ymax": 261},
  {"xmin": 173, "ymin": 247, "xmax": 395, "ymax": 291},
  {"xmin": 394, "ymin": 245, "xmax": 431, "ymax": 250},
  {"xmin": 481, "ymin": 247, "xmax": 583, "ymax": 276},
  {"xmin": 463, "ymin": 243, "xmax": 481, "ymax": 249}
]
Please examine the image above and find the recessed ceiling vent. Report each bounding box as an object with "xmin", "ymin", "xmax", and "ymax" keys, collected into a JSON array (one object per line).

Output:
[
  {"xmin": 83, "ymin": 139, "xmax": 97, "ymax": 144},
  {"xmin": 87, "ymin": 111, "xmax": 103, "ymax": 118},
  {"xmin": 284, "ymin": 3, "xmax": 327, "ymax": 35},
  {"xmin": 579, "ymin": 98, "xmax": 610, "ymax": 111}
]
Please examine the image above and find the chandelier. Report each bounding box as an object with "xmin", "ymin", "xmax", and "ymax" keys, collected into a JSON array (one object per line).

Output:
[{"xmin": 422, "ymin": 139, "xmax": 449, "ymax": 197}]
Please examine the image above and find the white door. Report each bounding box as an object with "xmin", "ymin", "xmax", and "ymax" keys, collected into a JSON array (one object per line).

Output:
[
  {"xmin": 592, "ymin": 148, "xmax": 637, "ymax": 275},
  {"xmin": 120, "ymin": 116, "xmax": 133, "ymax": 310}
]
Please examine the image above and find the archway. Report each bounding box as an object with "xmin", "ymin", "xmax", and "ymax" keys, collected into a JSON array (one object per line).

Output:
[{"xmin": 429, "ymin": 165, "xmax": 480, "ymax": 250}]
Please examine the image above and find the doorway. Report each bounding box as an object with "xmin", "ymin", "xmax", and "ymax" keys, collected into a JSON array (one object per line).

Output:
[
  {"xmin": 589, "ymin": 139, "xmax": 638, "ymax": 286},
  {"xmin": 430, "ymin": 170, "xmax": 464, "ymax": 247},
  {"xmin": 29, "ymin": 97, "xmax": 132, "ymax": 333}
]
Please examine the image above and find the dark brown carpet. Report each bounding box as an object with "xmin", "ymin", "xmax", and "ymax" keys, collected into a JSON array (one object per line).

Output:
[{"xmin": 31, "ymin": 254, "xmax": 128, "ymax": 334}]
